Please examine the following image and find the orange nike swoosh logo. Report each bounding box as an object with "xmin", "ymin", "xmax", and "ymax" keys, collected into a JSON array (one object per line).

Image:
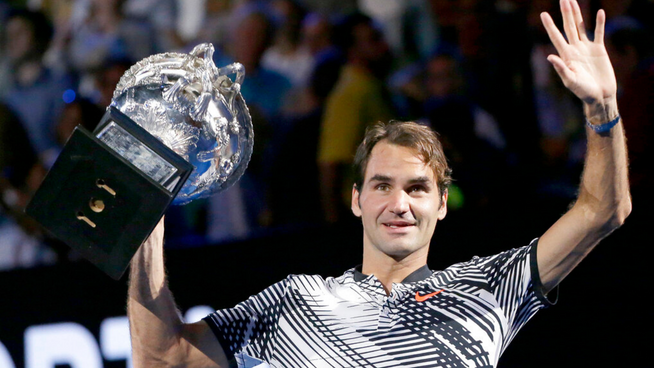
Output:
[{"xmin": 415, "ymin": 289, "xmax": 444, "ymax": 302}]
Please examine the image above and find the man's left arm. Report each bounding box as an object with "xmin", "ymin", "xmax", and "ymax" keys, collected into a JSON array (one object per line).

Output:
[{"xmin": 537, "ymin": 0, "xmax": 631, "ymax": 293}]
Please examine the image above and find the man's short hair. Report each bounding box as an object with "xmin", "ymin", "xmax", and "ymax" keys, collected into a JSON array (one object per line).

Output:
[{"xmin": 353, "ymin": 120, "xmax": 452, "ymax": 197}]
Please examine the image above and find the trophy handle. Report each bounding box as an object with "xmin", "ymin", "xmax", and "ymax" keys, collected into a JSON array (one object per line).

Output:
[
  {"xmin": 214, "ymin": 63, "xmax": 245, "ymax": 118},
  {"xmin": 189, "ymin": 43, "xmax": 245, "ymax": 88},
  {"xmin": 174, "ymin": 43, "xmax": 245, "ymax": 119},
  {"xmin": 216, "ymin": 62, "xmax": 245, "ymax": 88}
]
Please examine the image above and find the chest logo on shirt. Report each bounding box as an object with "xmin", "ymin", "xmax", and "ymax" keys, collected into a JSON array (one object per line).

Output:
[{"xmin": 415, "ymin": 289, "xmax": 444, "ymax": 302}]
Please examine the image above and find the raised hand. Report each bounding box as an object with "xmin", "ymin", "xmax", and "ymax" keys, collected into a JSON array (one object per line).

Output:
[
  {"xmin": 536, "ymin": 0, "xmax": 630, "ymax": 295},
  {"xmin": 540, "ymin": 0, "xmax": 617, "ymax": 119}
]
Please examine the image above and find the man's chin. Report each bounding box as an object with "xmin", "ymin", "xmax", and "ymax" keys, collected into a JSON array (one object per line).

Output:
[{"xmin": 382, "ymin": 242, "xmax": 423, "ymax": 260}]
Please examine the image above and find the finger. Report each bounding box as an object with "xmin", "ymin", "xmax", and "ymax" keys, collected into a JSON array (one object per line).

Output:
[
  {"xmin": 547, "ymin": 54, "xmax": 576, "ymax": 86},
  {"xmin": 541, "ymin": 12, "xmax": 569, "ymax": 56},
  {"xmin": 594, "ymin": 9, "xmax": 605, "ymax": 44},
  {"xmin": 560, "ymin": 0, "xmax": 580, "ymax": 43},
  {"xmin": 142, "ymin": 216, "xmax": 165, "ymax": 248},
  {"xmin": 571, "ymin": 0, "xmax": 588, "ymax": 41},
  {"xmin": 152, "ymin": 216, "xmax": 165, "ymax": 236}
]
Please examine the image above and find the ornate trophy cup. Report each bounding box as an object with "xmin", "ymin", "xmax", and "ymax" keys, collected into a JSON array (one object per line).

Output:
[{"xmin": 26, "ymin": 44, "xmax": 253, "ymax": 279}]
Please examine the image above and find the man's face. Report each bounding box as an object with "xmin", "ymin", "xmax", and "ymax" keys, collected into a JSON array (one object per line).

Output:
[{"xmin": 352, "ymin": 141, "xmax": 447, "ymax": 261}]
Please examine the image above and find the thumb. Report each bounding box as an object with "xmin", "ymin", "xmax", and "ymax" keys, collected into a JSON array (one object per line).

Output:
[{"xmin": 547, "ymin": 54, "xmax": 576, "ymax": 88}]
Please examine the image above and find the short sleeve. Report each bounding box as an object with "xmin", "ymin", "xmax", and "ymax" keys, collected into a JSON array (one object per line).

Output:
[
  {"xmin": 473, "ymin": 240, "xmax": 556, "ymax": 347},
  {"xmin": 203, "ymin": 278, "xmax": 290, "ymax": 363}
]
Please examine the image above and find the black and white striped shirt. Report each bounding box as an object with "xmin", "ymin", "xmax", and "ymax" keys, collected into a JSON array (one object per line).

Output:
[{"xmin": 205, "ymin": 240, "xmax": 553, "ymax": 367}]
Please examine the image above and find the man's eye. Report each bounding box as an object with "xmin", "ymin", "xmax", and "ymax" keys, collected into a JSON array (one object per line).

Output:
[
  {"xmin": 408, "ymin": 185, "xmax": 426, "ymax": 193},
  {"xmin": 376, "ymin": 184, "xmax": 390, "ymax": 191}
]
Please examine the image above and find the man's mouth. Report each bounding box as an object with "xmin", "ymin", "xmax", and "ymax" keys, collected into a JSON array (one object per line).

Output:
[{"xmin": 383, "ymin": 222, "xmax": 415, "ymax": 229}]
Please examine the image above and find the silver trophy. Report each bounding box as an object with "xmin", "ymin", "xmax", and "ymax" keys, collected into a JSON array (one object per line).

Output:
[
  {"xmin": 26, "ymin": 43, "xmax": 253, "ymax": 278},
  {"xmin": 105, "ymin": 42, "xmax": 253, "ymax": 204}
]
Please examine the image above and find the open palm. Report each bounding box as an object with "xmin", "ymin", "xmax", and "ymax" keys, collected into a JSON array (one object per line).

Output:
[{"xmin": 540, "ymin": 0, "xmax": 617, "ymax": 105}]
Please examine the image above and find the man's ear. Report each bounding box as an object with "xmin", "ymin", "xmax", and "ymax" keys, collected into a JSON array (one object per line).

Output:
[
  {"xmin": 438, "ymin": 189, "xmax": 448, "ymax": 220},
  {"xmin": 351, "ymin": 185, "xmax": 362, "ymax": 217}
]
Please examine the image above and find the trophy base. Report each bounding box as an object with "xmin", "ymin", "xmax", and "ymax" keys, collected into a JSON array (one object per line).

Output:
[{"xmin": 26, "ymin": 109, "xmax": 193, "ymax": 280}]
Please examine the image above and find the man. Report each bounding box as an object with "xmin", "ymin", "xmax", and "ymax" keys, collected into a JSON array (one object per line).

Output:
[{"xmin": 127, "ymin": 1, "xmax": 631, "ymax": 367}]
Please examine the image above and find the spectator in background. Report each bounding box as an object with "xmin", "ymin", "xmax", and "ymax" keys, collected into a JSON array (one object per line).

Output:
[
  {"xmin": 422, "ymin": 52, "xmax": 507, "ymax": 210},
  {"xmin": 95, "ymin": 57, "xmax": 132, "ymax": 108},
  {"xmin": 194, "ymin": 0, "xmax": 234, "ymax": 52},
  {"xmin": 65, "ymin": 0, "xmax": 149, "ymax": 101},
  {"xmin": 455, "ymin": 0, "xmax": 540, "ymax": 193},
  {"xmin": 262, "ymin": 0, "xmax": 313, "ymax": 88},
  {"xmin": 301, "ymin": 13, "xmax": 345, "ymax": 106},
  {"xmin": 266, "ymin": 19, "xmax": 342, "ymax": 226},
  {"xmin": 293, "ymin": 0, "xmax": 358, "ymax": 17},
  {"xmin": 606, "ymin": 21, "xmax": 654, "ymax": 206},
  {"xmin": 0, "ymin": 103, "xmax": 57, "ymax": 271},
  {"xmin": 530, "ymin": 29, "xmax": 586, "ymax": 204},
  {"xmin": 122, "ymin": 0, "xmax": 184, "ymax": 53},
  {"xmin": 318, "ymin": 13, "xmax": 395, "ymax": 223},
  {"xmin": 358, "ymin": 0, "xmax": 439, "ymax": 65},
  {"xmin": 266, "ymin": 76, "xmax": 324, "ymax": 227},
  {"xmin": 205, "ymin": 5, "xmax": 292, "ymax": 242},
  {"xmin": 266, "ymin": 12, "xmax": 345, "ymax": 227},
  {"xmin": 0, "ymin": 7, "xmax": 73, "ymax": 168},
  {"xmin": 55, "ymin": 97, "xmax": 104, "ymax": 147},
  {"xmin": 0, "ymin": 3, "xmax": 9, "ymax": 34},
  {"xmin": 67, "ymin": 0, "xmax": 129, "ymax": 72},
  {"xmin": 221, "ymin": 5, "xmax": 292, "ymax": 122},
  {"xmin": 302, "ymin": 13, "xmax": 336, "ymax": 58}
]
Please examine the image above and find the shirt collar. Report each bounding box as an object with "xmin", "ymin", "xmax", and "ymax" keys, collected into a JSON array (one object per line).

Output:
[{"xmin": 353, "ymin": 264, "xmax": 432, "ymax": 283}]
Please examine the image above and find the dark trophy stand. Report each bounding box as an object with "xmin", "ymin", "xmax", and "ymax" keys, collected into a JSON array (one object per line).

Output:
[{"xmin": 26, "ymin": 107, "xmax": 193, "ymax": 279}]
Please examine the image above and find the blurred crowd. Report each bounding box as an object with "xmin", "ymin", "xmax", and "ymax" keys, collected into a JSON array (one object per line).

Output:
[{"xmin": 1, "ymin": 0, "xmax": 653, "ymax": 271}]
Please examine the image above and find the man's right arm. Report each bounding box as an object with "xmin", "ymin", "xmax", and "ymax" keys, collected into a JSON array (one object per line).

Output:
[{"xmin": 127, "ymin": 219, "xmax": 229, "ymax": 367}]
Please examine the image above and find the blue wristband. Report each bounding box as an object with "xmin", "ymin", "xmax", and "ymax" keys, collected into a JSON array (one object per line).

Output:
[{"xmin": 586, "ymin": 114, "xmax": 620, "ymax": 133}]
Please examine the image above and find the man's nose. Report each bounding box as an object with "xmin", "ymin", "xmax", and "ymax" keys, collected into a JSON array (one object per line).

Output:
[{"xmin": 389, "ymin": 189, "xmax": 410, "ymax": 215}]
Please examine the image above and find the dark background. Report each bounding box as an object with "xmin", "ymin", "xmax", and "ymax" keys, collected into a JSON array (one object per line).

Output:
[{"xmin": 1, "ymin": 0, "xmax": 653, "ymax": 366}]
